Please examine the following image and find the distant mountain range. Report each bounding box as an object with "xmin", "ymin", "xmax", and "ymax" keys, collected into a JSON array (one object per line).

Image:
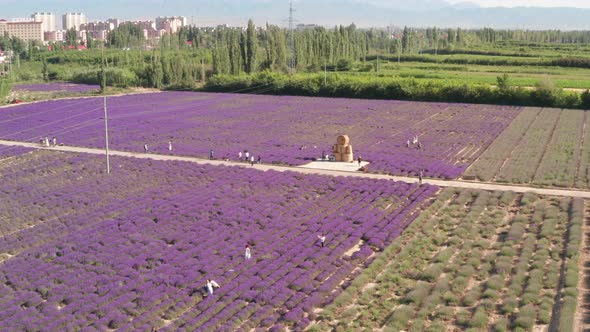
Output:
[{"xmin": 4, "ymin": 0, "xmax": 590, "ymax": 30}]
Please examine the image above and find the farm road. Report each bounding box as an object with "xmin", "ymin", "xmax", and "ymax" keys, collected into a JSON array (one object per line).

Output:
[{"xmin": 2, "ymin": 139, "xmax": 590, "ymax": 199}]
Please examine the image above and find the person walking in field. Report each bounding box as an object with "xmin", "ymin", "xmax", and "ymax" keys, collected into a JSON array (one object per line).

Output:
[
  {"xmin": 419, "ymin": 170, "xmax": 423, "ymax": 185},
  {"xmin": 245, "ymin": 245, "xmax": 252, "ymax": 260},
  {"xmin": 358, "ymin": 155, "xmax": 362, "ymax": 167},
  {"xmin": 250, "ymin": 155, "xmax": 255, "ymax": 166},
  {"xmin": 245, "ymin": 151, "xmax": 250, "ymax": 161},
  {"xmin": 417, "ymin": 142, "xmax": 422, "ymax": 150},
  {"xmin": 168, "ymin": 141, "xmax": 172, "ymax": 151},
  {"xmin": 206, "ymin": 279, "xmax": 220, "ymax": 295},
  {"xmin": 317, "ymin": 234, "xmax": 326, "ymax": 248},
  {"xmin": 257, "ymin": 155, "xmax": 262, "ymax": 164},
  {"xmin": 406, "ymin": 140, "xmax": 410, "ymax": 148},
  {"xmin": 52, "ymin": 137, "xmax": 57, "ymax": 147},
  {"xmin": 238, "ymin": 151, "xmax": 243, "ymax": 161},
  {"xmin": 144, "ymin": 144, "xmax": 149, "ymax": 153},
  {"xmin": 210, "ymin": 149, "xmax": 214, "ymax": 160}
]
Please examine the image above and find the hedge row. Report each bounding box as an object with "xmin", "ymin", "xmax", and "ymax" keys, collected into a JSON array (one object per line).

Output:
[{"xmin": 203, "ymin": 72, "xmax": 590, "ymax": 110}]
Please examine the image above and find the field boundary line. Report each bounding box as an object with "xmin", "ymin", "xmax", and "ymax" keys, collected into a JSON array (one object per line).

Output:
[{"xmin": 2, "ymin": 139, "xmax": 590, "ymax": 198}]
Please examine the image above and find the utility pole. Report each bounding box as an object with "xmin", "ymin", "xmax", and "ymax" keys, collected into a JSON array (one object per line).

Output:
[
  {"xmin": 288, "ymin": 0, "xmax": 296, "ymax": 72},
  {"xmin": 103, "ymin": 96, "xmax": 110, "ymax": 174},
  {"xmin": 201, "ymin": 58, "xmax": 205, "ymax": 82},
  {"xmin": 324, "ymin": 59, "xmax": 327, "ymax": 85}
]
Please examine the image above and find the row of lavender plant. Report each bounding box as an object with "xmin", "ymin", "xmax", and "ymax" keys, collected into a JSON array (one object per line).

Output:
[
  {"xmin": 0, "ymin": 151, "xmax": 437, "ymax": 330},
  {"xmin": 0, "ymin": 92, "xmax": 521, "ymax": 179}
]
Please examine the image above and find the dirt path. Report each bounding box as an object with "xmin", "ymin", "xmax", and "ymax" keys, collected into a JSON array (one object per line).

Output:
[{"xmin": 3, "ymin": 139, "xmax": 590, "ymax": 199}]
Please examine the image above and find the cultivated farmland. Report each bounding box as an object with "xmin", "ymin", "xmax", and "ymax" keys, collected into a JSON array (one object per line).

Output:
[
  {"xmin": 465, "ymin": 107, "xmax": 590, "ymax": 188},
  {"xmin": 0, "ymin": 150, "xmax": 436, "ymax": 331},
  {"xmin": 0, "ymin": 91, "xmax": 521, "ymax": 179},
  {"xmin": 312, "ymin": 188, "xmax": 584, "ymax": 331}
]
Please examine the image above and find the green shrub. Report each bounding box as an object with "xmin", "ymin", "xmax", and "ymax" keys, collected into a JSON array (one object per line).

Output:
[
  {"xmin": 422, "ymin": 263, "xmax": 444, "ymax": 282},
  {"xmin": 458, "ymin": 265, "xmax": 476, "ymax": 278},
  {"xmin": 404, "ymin": 282, "xmax": 431, "ymax": 306},
  {"xmin": 514, "ymin": 304, "xmax": 536, "ymax": 329},
  {"xmin": 501, "ymin": 297, "xmax": 518, "ymax": 314},
  {"xmin": 433, "ymin": 306, "xmax": 454, "ymax": 320},
  {"xmin": 493, "ymin": 318, "xmax": 509, "ymax": 332},
  {"xmin": 425, "ymin": 321, "xmax": 447, "ymax": 332},
  {"xmin": 468, "ymin": 307, "xmax": 488, "ymax": 328},
  {"xmin": 385, "ymin": 304, "xmax": 415, "ymax": 329},
  {"xmin": 462, "ymin": 287, "xmax": 481, "ymax": 306},
  {"xmin": 482, "ymin": 288, "xmax": 499, "ymax": 300},
  {"xmin": 443, "ymin": 291, "xmax": 460, "ymax": 306},
  {"xmin": 486, "ymin": 275, "xmax": 504, "ymax": 290},
  {"xmin": 558, "ymin": 296, "xmax": 577, "ymax": 331},
  {"xmin": 456, "ymin": 309, "xmax": 471, "ymax": 327}
]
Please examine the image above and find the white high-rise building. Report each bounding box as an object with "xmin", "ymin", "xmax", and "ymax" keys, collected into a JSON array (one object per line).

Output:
[
  {"xmin": 155, "ymin": 16, "xmax": 186, "ymax": 34},
  {"xmin": 32, "ymin": 12, "xmax": 56, "ymax": 32},
  {"xmin": 62, "ymin": 13, "xmax": 87, "ymax": 30}
]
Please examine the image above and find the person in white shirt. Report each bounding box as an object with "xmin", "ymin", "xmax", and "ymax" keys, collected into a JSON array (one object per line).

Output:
[
  {"xmin": 168, "ymin": 141, "xmax": 172, "ymax": 151},
  {"xmin": 250, "ymin": 155, "xmax": 255, "ymax": 166},
  {"xmin": 206, "ymin": 279, "xmax": 220, "ymax": 295},
  {"xmin": 245, "ymin": 245, "xmax": 252, "ymax": 260},
  {"xmin": 317, "ymin": 234, "xmax": 326, "ymax": 247},
  {"xmin": 245, "ymin": 151, "xmax": 250, "ymax": 160},
  {"xmin": 238, "ymin": 151, "xmax": 243, "ymax": 161}
]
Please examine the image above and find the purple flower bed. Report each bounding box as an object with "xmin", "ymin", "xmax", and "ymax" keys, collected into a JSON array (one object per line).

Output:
[
  {"xmin": 0, "ymin": 151, "xmax": 437, "ymax": 330},
  {"xmin": 0, "ymin": 145, "xmax": 33, "ymax": 160},
  {"xmin": 12, "ymin": 82, "xmax": 100, "ymax": 93},
  {"xmin": 0, "ymin": 92, "xmax": 521, "ymax": 179}
]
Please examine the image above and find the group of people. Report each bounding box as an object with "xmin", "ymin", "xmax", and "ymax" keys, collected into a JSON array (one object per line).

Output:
[
  {"xmin": 238, "ymin": 150, "xmax": 261, "ymax": 166},
  {"xmin": 143, "ymin": 141, "xmax": 173, "ymax": 154},
  {"xmin": 206, "ymin": 235, "xmax": 327, "ymax": 296},
  {"xmin": 406, "ymin": 135, "xmax": 423, "ymax": 150},
  {"xmin": 40, "ymin": 136, "xmax": 57, "ymax": 147}
]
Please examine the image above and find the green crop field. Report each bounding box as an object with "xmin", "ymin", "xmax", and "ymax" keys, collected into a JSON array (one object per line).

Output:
[
  {"xmin": 465, "ymin": 107, "xmax": 590, "ymax": 188},
  {"xmin": 312, "ymin": 188, "xmax": 583, "ymax": 331}
]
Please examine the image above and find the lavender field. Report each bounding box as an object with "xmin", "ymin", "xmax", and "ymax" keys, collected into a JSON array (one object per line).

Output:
[
  {"xmin": 12, "ymin": 82, "xmax": 100, "ymax": 93},
  {"xmin": 0, "ymin": 150, "xmax": 436, "ymax": 331},
  {"xmin": 0, "ymin": 92, "xmax": 522, "ymax": 179}
]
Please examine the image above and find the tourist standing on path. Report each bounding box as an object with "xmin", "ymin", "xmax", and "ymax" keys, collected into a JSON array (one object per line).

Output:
[
  {"xmin": 245, "ymin": 245, "xmax": 252, "ymax": 260},
  {"xmin": 44, "ymin": 136, "xmax": 50, "ymax": 147},
  {"xmin": 144, "ymin": 144, "xmax": 149, "ymax": 153},
  {"xmin": 257, "ymin": 155, "xmax": 262, "ymax": 164},
  {"xmin": 52, "ymin": 137, "xmax": 57, "ymax": 147},
  {"xmin": 317, "ymin": 234, "xmax": 326, "ymax": 248},
  {"xmin": 250, "ymin": 155, "xmax": 255, "ymax": 166},
  {"xmin": 245, "ymin": 151, "xmax": 250, "ymax": 161},
  {"xmin": 358, "ymin": 155, "xmax": 362, "ymax": 167},
  {"xmin": 168, "ymin": 141, "xmax": 172, "ymax": 151},
  {"xmin": 419, "ymin": 170, "xmax": 423, "ymax": 185},
  {"xmin": 238, "ymin": 151, "xmax": 243, "ymax": 161},
  {"xmin": 210, "ymin": 149, "xmax": 214, "ymax": 160},
  {"xmin": 206, "ymin": 279, "xmax": 220, "ymax": 295}
]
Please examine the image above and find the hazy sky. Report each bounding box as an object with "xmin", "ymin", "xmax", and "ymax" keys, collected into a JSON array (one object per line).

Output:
[
  {"xmin": 2, "ymin": 0, "xmax": 590, "ymax": 28},
  {"xmin": 446, "ymin": 0, "xmax": 590, "ymax": 7}
]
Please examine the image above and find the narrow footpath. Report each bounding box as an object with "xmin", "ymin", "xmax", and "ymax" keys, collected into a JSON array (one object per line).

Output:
[{"xmin": 2, "ymin": 139, "xmax": 590, "ymax": 199}]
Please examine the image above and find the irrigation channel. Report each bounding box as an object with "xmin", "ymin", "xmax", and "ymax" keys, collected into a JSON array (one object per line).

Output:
[{"xmin": 2, "ymin": 139, "xmax": 590, "ymax": 199}]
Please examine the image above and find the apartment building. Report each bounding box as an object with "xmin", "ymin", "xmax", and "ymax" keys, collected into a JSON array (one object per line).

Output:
[{"xmin": 0, "ymin": 19, "xmax": 44, "ymax": 41}]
